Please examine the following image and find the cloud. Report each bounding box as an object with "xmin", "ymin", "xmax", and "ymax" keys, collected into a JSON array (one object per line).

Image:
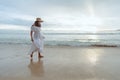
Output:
[
  {"xmin": 0, "ymin": 24, "xmax": 29, "ymax": 30},
  {"xmin": 0, "ymin": 0, "xmax": 120, "ymax": 30},
  {"xmin": 92, "ymin": 0, "xmax": 120, "ymax": 17}
]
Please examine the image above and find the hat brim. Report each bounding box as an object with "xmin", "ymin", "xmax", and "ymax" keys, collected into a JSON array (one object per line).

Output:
[
  {"xmin": 37, "ymin": 20, "xmax": 43, "ymax": 22},
  {"xmin": 36, "ymin": 18, "xmax": 43, "ymax": 22}
]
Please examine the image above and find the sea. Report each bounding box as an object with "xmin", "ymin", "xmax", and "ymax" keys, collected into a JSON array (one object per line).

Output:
[{"xmin": 0, "ymin": 29, "xmax": 120, "ymax": 47}]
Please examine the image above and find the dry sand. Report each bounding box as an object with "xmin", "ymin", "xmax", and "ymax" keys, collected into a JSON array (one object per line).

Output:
[{"xmin": 0, "ymin": 44, "xmax": 120, "ymax": 80}]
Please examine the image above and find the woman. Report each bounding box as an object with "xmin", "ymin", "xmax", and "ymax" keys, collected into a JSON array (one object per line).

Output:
[{"xmin": 29, "ymin": 18, "xmax": 44, "ymax": 59}]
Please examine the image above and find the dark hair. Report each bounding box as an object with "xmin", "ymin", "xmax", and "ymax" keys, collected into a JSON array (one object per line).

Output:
[{"xmin": 34, "ymin": 21, "xmax": 41, "ymax": 27}]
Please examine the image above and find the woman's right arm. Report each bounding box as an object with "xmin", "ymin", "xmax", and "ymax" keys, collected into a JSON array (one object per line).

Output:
[{"xmin": 30, "ymin": 31, "xmax": 33, "ymax": 42}]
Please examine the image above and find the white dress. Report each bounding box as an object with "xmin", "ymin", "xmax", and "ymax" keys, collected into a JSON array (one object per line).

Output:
[{"xmin": 28, "ymin": 26, "xmax": 44, "ymax": 54}]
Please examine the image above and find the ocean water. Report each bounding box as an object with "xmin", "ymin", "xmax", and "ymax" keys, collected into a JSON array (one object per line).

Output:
[{"xmin": 0, "ymin": 29, "xmax": 120, "ymax": 47}]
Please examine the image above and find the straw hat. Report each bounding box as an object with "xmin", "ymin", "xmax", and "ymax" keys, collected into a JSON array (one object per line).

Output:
[{"xmin": 36, "ymin": 18, "xmax": 43, "ymax": 22}]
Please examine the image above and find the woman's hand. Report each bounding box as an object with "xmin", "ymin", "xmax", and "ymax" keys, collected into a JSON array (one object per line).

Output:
[{"xmin": 42, "ymin": 36, "xmax": 45, "ymax": 39}]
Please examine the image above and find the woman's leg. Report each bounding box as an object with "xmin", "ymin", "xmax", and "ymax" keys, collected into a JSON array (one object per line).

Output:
[
  {"xmin": 38, "ymin": 52, "xmax": 44, "ymax": 58},
  {"xmin": 30, "ymin": 52, "xmax": 33, "ymax": 59}
]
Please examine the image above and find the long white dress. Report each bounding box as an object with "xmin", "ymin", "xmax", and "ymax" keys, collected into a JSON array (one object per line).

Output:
[{"xmin": 28, "ymin": 26, "xmax": 44, "ymax": 54}]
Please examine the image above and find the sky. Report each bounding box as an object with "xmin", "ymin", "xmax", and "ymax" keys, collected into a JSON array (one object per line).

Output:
[{"xmin": 0, "ymin": 0, "xmax": 120, "ymax": 32}]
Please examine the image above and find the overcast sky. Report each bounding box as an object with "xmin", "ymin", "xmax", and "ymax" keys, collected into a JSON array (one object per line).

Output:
[{"xmin": 0, "ymin": 0, "xmax": 120, "ymax": 32}]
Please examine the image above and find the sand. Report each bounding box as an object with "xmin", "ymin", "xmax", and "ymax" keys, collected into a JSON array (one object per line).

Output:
[{"xmin": 0, "ymin": 44, "xmax": 120, "ymax": 80}]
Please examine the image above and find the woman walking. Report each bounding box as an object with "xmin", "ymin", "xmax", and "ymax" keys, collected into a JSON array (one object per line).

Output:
[{"xmin": 29, "ymin": 18, "xmax": 44, "ymax": 59}]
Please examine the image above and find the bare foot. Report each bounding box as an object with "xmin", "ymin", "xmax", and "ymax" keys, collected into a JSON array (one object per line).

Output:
[{"xmin": 38, "ymin": 55, "xmax": 44, "ymax": 58}]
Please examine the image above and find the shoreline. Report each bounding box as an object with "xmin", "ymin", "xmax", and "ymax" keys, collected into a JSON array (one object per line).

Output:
[{"xmin": 0, "ymin": 43, "xmax": 119, "ymax": 48}]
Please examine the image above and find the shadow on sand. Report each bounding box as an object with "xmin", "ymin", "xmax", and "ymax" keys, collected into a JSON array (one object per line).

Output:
[{"xmin": 28, "ymin": 59, "xmax": 44, "ymax": 77}]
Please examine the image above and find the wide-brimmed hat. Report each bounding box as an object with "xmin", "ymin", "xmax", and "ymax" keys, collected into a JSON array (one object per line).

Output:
[{"xmin": 36, "ymin": 18, "xmax": 43, "ymax": 22}]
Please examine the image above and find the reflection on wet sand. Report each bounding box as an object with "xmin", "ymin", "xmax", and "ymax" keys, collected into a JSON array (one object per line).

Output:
[
  {"xmin": 28, "ymin": 59, "xmax": 44, "ymax": 77},
  {"xmin": 85, "ymin": 49, "xmax": 103, "ymax": 65}
]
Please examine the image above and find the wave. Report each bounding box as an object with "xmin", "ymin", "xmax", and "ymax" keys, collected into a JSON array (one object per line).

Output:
[
  {"xmin": 90, "ymin": 44, "xmax": 118, "ymax": 47},
  {"xmin": 0, "ymin": 30, "xmax": 120, "ymax": 47},
  {"xmin": 0, "ymin": 41, "xmax": 119, "ymax": 47},
  {"xmin": 44, "ymin": 32, "xmax": 120, "ymax": 35}
]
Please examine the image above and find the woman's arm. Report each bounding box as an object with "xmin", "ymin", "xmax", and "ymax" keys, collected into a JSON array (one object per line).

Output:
[{"xmin": 30, "ymin": 31, "xmax": 33, "ymax": 42}]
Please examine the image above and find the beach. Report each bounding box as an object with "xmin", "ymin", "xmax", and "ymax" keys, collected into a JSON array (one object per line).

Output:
[{"xmin": 0, "ymin": 44, "xmax": 120, "ymax": 80}]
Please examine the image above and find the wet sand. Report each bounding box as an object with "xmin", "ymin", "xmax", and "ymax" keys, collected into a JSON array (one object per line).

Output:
[{"xmin": 0, "ymin": 44, "xmax": 120, "ymax": 80}]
